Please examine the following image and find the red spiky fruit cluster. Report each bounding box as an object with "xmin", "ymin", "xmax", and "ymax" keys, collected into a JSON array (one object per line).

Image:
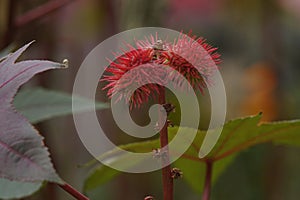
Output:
[{"xmin": 101, "ymin": 32, "xmax": 220, "ymax": 108}]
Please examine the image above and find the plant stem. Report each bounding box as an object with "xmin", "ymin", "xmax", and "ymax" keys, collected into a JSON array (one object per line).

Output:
[
  {"xmin": 158, "ymin": 86, "xmax": 173, "ymax": 200},
  {"xmin": 202, "ymin": 161, "xmax": 213, "ymax": 200},
  {"xmin": 15, "ymin": 0, "xmax": 73, "ymax": 28},
  {"xmin": 58, "ymin": 183, "xmax": 89, "ymax": 200}
]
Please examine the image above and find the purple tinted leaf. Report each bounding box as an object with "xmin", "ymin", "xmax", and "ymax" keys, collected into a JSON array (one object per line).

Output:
[
  {"xmin": 0, "ymin": 178, "xmax": 42, "ymax": 199},
  {"xmin": 0, "ymin": 42, "xmax": 64, "ymax": 183}
]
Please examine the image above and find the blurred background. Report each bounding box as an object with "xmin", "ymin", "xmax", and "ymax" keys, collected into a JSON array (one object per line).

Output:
[{"xmin": 1, "ymin": 0, "xmax": 300, "ymax": 199}]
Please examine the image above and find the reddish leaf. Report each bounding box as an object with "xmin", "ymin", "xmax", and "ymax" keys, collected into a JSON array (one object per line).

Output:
[{"xmin": 0, "ymin": 42, "xmax": 64, "ymax": 183}]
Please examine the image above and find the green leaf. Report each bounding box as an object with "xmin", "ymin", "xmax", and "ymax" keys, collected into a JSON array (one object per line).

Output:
[
  {"xmin": 83, "ymin": 114, "xmax": 300, "ymax": 194},
  {"xmin": 0, "ymin": 178, "xmax": 42, "ymax": 199},
  {"xmin": 173, "ymin": 158, "xmax": 205, "ymax": 193},
  {"xmin": 210, "ymin": 114, "xmax": 300, "ymax": 161},
  {"xmin": 168, "ymin": 126, "xmax": 237, "ymax": 193},
  {"xmin": 174, "ymin": 153, "xmax": 236, "ymax": 193},
  {"xmin": 207, "ymin": 114, "xmax": 263, "ymax": 159},
  {"xmin": 84, "ymin": 165, "xmax": 119, "ymax": 192},
  {"xmin": 84, "ymin": 140, "xmax": 160, "ymax": 192},
  {"xmin": 14, "ymin": 87, "xmax": 109, "ymax": 123},
  {"xmin": 175, "ymin": 114, "xmax": 300, "ymax": 193}
]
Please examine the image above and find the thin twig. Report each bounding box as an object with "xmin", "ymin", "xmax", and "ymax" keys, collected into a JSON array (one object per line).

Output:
[
  {"xmin": 15, "ymin": 0, "xmax": 73, "ymax": 28},
  {"xmin": 158, "ymin": 86, "xmax": 173, "ymax": 200},
  {"xmin": 59, "ymin": 183, "xmax": 89, "ymax": 200}
]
